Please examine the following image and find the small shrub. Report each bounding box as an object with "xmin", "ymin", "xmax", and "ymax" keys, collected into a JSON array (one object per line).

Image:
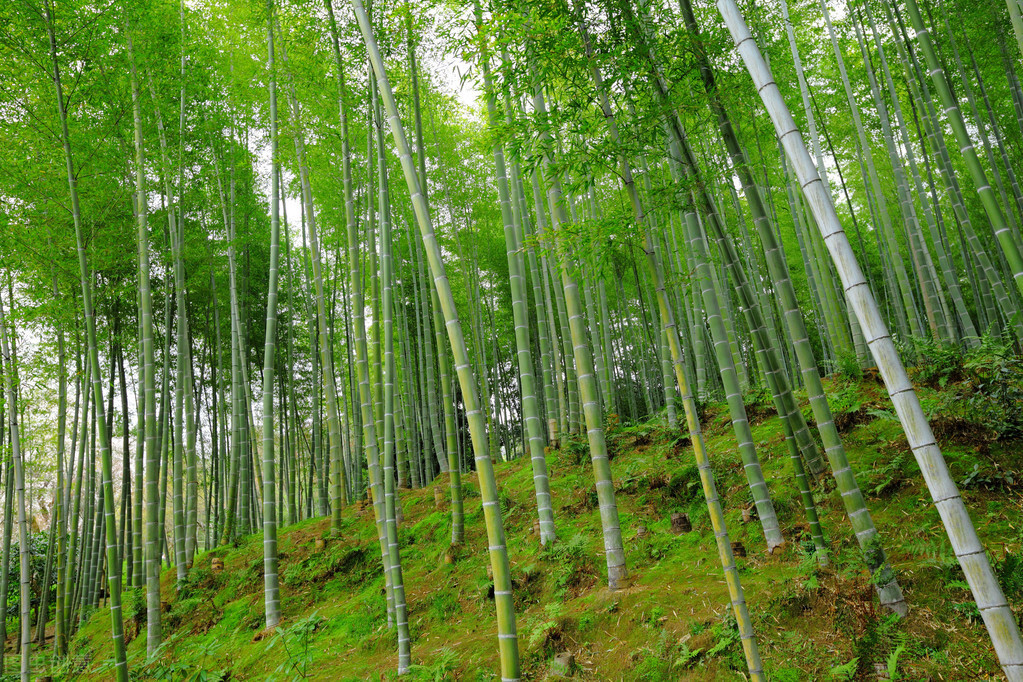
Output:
[
  {"xmin": 526, "ymin": 602, "xmax": 565, "ymax": 653},
  {"xmin": 124, "ymin": 585, "xmax": 147, "ymax": 624},
  {"xmin": 540, "ymin": 534, "xmax": 595, "ymax": 597},
  {"xmin": 867, "ymin": 452, "xmax": 909, "ymax": 497},
  {"xmin": 407, "ymin": 647, "xmax": 459, "ymax": 680},
  {"xmin": 674, "ymin": 641, "xmax": 703, "ymax": 671},
  {"xmin": 835, "ymin": 349, "xmax": 863, "ymax": 381},
  {"xmin": 850, "ymin": 613, "xmax": 883, "ymax": 678},
  {"xmin": 905, "ymin": 337, "xmax": 966, "ymax": 388},
  {"xmin": 644, "ymin": 606, "xmax": 666, "ymax": 628},
  {"xmin": 632, "ymin": 653, "xmax": 671, "ymax": 680},
  {"xmin": 950, "ymin": 594, "xmax": 982, "ymax": 624},
  {"xmin": 960, "ymin": 463, "xmax": 1018, "ymax": 491},
  {"xmin": 578, "ymin": 612, "xmax": 596, "ymax": 632},
  {"xmin": 826, "ymin": 382, "xmax": 865, "ymax": 432},
  {"xmin": 268, "ymin": 612, "xmax": 323, "ymax": 679},
  {"xmin": 742, "ymin": 384, "xmax": 775, "ymax": 425},
  {"xmin": 706, "ymin": 613, "xmax": 743, "ymax": 671},
  {"xmin": 562, "ymin": 435, "xmax": 590, "ymax": 466},
  {"xmin": 665, "ymin": 465, "xmax": 702, "ymax": 509},
  {"xmin": 829, "ymin": 657, "xmax": 858, "ymax": 680},
  {"xmin": 911, "ymin": 336, "xmax": 1023, "ymax": 441},
  {"xmin": 995, "ymin": 545, "xmax": 1023, "ymax": 602}
]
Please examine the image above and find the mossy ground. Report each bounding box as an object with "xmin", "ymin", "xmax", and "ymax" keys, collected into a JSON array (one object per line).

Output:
[{"xmin": 54, "ymin": 376, "xmax": 1023, "ymax": 680}]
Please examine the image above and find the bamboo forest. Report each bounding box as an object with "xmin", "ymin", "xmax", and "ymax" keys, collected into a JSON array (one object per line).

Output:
[{"xmin": 2, "ymin": 0, "xmax": 1023, "ymax": 678}]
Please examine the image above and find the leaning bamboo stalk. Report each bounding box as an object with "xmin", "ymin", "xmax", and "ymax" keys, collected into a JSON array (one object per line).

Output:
[
  {"xmin": 903, "ymin": 0, "xmax": 1023, "ymax": 303},
  {"xmin": 819, "ymin": 0, "xmax": 924, "ymax": 340},
  {"xmin": 717, "ymin": 2, "xmax": 1023, "ymax": 677},
  {"xmin": 278, "ymin": 34, "xmax": 348, "ymax": 526},
  {"xmin": 528, "ymin": 65, "xmax": 628, "ymax": 589},
  {"xmin": 53, "ymin": 274, "xmax": 68, "ymax": 657},
  {"xmin": 0, "ymin": 294, "xmax": 31, "ymax": 682},
  {"xmin": 350, "ymin": 1, "xmax": 521, "ymax": 676},
  {"xmin": 380, "ymin": 122, "xmax": 412, "ymax": 675},
  {"xmin": 565, "ymin": 9, "xmax": 762, "ymax": 675},
  {"xmin": 1006, "ymin": 0, "xmax": 1023, "ymax": 81},
  {"xmin": 859, "ymin": 0, "xmax": 978, "ymax": 346},
  {"xmin": 578, "ymin": 4, "xmax": 782, "ymax": 554},
  {"xmin": 45, "ymin": 2, "xmax": 129, "ymax": 675},
  {"xmin": 679, "ymin": 0, "xmax": 905, "ymax": 610},
  {"xmin": 477, "ymin": 3, "xmax": 557, "ymax": 545}
]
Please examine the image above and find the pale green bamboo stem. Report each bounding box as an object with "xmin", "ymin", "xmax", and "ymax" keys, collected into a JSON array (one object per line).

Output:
[
  {"xmin": 718, "ymin": 3, "xmax": 1023, "ymax": 675},
  {"xmin": 350, "ymin": 4, "xmax": 520, "ymax": 676},
  {"xmin": 261, "ymin": 1, "xmax": 282, "ymax": 629},
  {"xmin": 529, "ymin": 68, "xmax": 627, "ymax": 587},
  {"xmin": 478, "ymin": 15, "xmax": 557, "ymax": 544},
  {"xmin": 0, "ymin": 294, "xmax": 32, "ymax": 682},
  {"xmin": 46, "ymin": 4, "xmax": 128, "ymax": 674},
  {"xmin": 904, "ymin": 0, "xmax": 1023, "ymax": 303},
  {"xmin": 684, "ymin": 0, "xmax": 905, "ymax": 611},
  {"xmin": 380, "ymin": 104, "xmax": 411, "ymax": 674},
  {"xmin": 279, "ymin": 38, "xmax": 348, "ymax": 524}
]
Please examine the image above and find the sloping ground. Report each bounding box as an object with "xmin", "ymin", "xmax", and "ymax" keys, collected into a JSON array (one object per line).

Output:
[{"xmin": 61, "ymin": 376, "xmax": 1022, "ymax": 680}]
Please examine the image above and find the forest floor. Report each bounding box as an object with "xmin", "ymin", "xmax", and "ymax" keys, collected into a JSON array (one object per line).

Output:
[{"xmin": 59, "ymin": 373, "xmax": 1023, "ymax": 680}]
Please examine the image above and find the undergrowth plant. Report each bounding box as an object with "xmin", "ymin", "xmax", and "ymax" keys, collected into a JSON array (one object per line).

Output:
[
  {"xmin": 406, "ymin": 647, "xmax": 459, "ymax": 681},
  {"xmin": 910, "ymin": 335, "xmax": 1023, "ymax": 440},
  {"xmin": 268, "ymin": 612, "xmax": 323, "ymax": 680}
]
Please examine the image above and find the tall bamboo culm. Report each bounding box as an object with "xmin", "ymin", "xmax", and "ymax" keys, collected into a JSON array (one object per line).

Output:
[
  {"xmin": 349, "ymin": 1, "xmax": 521, "ymax": 677},
  {"xmin": 44, "ymin": 2, "xmax": 129, "ymax": 676},
  {"xmin": 261, "ymin": 0, "xmax": 282, "ymax": 630},
  {"xmin": 716, "ymin": 2, "xmax": 1023, "ymax": 677}
]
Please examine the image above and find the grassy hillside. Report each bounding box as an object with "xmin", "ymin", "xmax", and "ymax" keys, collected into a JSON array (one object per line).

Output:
[{"xmin": 59, "ymin": 371, "xmax": 1023, "ymax": 680}]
